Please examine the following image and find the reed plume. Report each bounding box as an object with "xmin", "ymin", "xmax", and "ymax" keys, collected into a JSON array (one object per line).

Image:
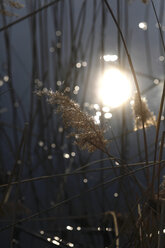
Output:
[
  {"xmin": 0, "ymin": 8, "xmax": 17, "ymax": 16},
  {"xmin": 0, "ymin": 1, "xmax": 24, "ymax": 17},
  {"xmin": 36, "ymin": 89, "xmax": 108, "ymax": 153},
  {"xmin": 141, "ymin": 0, "xmax": 148, "ymax": 4},
  {"xmin": 5, "ymin": 0, "xmax": 24, "ymax": 9},
  {"xmin": 132, "ymin": 92, "xmax": 156, "ymax": 131}
]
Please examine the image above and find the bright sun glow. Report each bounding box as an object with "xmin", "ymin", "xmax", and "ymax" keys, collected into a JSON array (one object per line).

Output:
[{"xmin": 99, "ymin": 68, "xmax": 132, "ymax": 108}]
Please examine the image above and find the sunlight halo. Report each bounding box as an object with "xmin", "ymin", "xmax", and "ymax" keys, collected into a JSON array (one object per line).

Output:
[{"xmin": 98, "ymin": 67, "xmax": 132, "ymax": 108}]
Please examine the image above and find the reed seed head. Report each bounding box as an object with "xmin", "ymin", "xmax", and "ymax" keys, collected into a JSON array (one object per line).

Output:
[
  {"xmin": 132, "ymin": 92, "xmax": 156, "ymax": 131},
  {"xmin": 36, "ymin": 89, "xmax": 108, "ymax": 153}
]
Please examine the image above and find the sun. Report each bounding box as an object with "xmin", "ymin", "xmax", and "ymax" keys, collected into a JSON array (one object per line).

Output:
[{"xmin": 98, "ymin": 67, "xmax": 132, "ymax": 108}]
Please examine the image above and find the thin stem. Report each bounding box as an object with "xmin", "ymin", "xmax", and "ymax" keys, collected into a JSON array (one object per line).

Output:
[{"xmin": 151, "ymin": 0, "xmax": 165, "ymax": 53}]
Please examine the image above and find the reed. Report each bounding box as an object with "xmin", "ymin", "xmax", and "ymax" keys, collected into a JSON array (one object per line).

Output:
[{"xmin": 0, "ymin": 0, "xmax": 164, "ymax": 247}]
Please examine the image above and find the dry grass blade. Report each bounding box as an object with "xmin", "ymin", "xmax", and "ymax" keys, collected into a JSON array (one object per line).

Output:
[
  {"xmin": 109, "ymin": 211, "xmax": 119, "ymax": 248},
  {"xmin": 151, "ymin": 0, "xmax": 165, "ymax": 53},
  {"xmin": 154, "ymin": 82, "xmax": 165, "ymax": 160},
  {"xmin": 36, "ymin": 89, "xmax": 108, "ymax": 153},
  {"xmin": 137, "ymin": 204, "xmax": 143, "ymax": 246}
]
